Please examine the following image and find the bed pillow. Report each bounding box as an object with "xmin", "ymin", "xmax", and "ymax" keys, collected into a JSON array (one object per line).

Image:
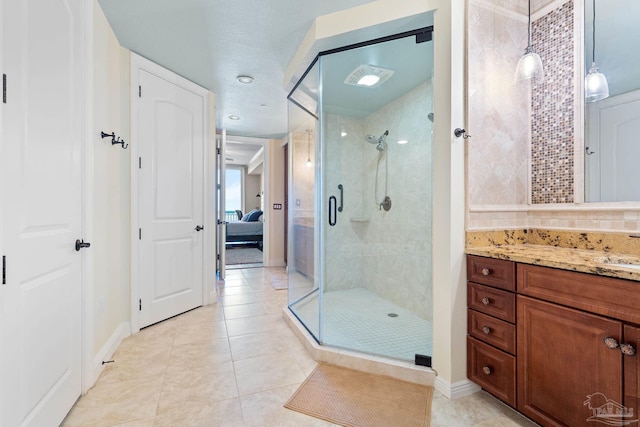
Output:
[
  {"xmin": 245, "ymin": 209, "xmax": 263, "ymax": 222},
  {"xmin": 241, "ymin": 209, "xmax": 258, "ymax": 221}
]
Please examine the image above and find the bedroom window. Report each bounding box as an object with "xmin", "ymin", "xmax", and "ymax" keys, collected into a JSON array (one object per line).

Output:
[{"xmin": 225, "ymin": 167, "xmax": 243, "ymax": 221}]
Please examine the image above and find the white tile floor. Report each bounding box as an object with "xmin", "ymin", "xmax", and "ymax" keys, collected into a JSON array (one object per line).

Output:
[
  {"xmin": 62, "ymin": 267, "xmax": 538, "ymax": 426},
  {"xmin": 291, "ymin": 288, "xmax": 432, "ymax": 361}
]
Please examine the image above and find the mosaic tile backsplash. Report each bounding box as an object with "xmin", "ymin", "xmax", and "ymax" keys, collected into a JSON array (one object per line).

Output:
[{"xmin": 530, "ymin": 1, "xmax": 575, "ymax": 203}]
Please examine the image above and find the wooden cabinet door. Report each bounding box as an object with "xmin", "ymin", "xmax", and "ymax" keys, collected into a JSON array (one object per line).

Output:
[
  {"xmin": 518, "ymin": 296, "xmax": 623, "ymax": 427},
  {"xmin": 624, "ymin": 325, "xmax": 640, "ymax": 419}
]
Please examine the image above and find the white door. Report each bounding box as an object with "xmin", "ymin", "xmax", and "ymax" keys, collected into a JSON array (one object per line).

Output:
[
  {"xmin": 216, "ymin": 130, "xmax": 227, "ymax": 279},
  {"xmin": 1, "ymin": 0, "xmax": 85, "ymax": 425},
  {"xmin": 137, "ymin": 66, "xmax": 205, "ymax": 328},
  {"xmin": 587, "ymin": 90, "xmax": 640, "ymax": 202}
]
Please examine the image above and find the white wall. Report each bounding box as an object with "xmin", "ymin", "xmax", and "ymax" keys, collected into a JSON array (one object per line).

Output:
[
  {"xmin": 92, "ymin": 2, "xmax": 131, "ymax": 358},
  {"xmin": 244, "ymin": 172, "xmax": 261, "ymax": 213},
  {"xmin": 266, "ymin": 140, "xmax": 286, "ymax": 266}
]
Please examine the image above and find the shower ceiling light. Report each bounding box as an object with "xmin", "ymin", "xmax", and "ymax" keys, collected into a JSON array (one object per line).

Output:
[
  {"xmin": 341, "ymin": 131, "xmax": 348, "ymax": 137},
  {"xmin": 396, "ymin": 140, "xmax": 408, "ymax": 145},
  {"xmin": 344, "ymin": 65, "xmax": 394, "ymax": 88}
]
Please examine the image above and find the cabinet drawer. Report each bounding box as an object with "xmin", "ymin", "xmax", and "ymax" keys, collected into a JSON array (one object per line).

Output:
[
  {"xmin": 468, "ymin": 336, "xmax": 516, "ymax": 407},
  {"xmin": 518, "ymin": 263, "xmax": 640, "ymax": 324},
  {"xmin": 467, "ymin": 255, "xmax": 516, "ymax": 291},
  {"xmin": 468, "ymin": 309, "xmax": 516, "ymax": 354},
  {"xmin": 468, "ymin": 283, "xmax": 516, "ymax": 323}
]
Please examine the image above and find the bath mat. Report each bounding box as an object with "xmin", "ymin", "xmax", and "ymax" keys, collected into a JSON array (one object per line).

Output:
[{"xmin": 285, "ymin": 363, "xmax": 433, "ymax": 427}]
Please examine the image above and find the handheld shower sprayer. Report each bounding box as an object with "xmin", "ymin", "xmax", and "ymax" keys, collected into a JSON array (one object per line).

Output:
[{"xmin": 376, "ymin": 130, "xmax": 389, "ymax": 152}]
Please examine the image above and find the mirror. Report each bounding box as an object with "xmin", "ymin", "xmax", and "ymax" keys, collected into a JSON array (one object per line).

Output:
[{"xmin": 584, "ymin": 0, "xmax": 640, "ymax": 202}]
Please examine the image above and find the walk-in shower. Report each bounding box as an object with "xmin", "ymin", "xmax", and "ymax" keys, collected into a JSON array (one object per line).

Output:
[{"xmin": 287, "ymin": 21, "xmax": 434, "ymax": 363}]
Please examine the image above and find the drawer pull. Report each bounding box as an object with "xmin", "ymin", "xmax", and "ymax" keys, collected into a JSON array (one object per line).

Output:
[
  {"xmin": 620, "ymin": 343, "xmax": 636, "ymax": 356},
  {"xmin": 603, "ymin": 336, "xmax": 620, "ymax": 350},
  {"xmin": 481, "ymin": 268, "xmax": 491, "ymax": 276},
  {"xmin": 482, "ymin": 366, "xmax": 492, "ymax": 375},
  {"xmin": 482, "ymin": 326, "xmax": 491, "ymax": 335},
  {"xmin": 481, "ymin": 297, "xmax": 491, "ymax": 305}
]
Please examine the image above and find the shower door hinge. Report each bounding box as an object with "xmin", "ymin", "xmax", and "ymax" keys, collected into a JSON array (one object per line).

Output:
[
  {"xmin": 139, "ymin": 298, "xmax": 142, "ymax": 311},
  {"xmin": 138, "ymin": 85, "xmax": 142, "ymax": 98},
  {"xmin": 415, "ymin": 354, "xmax": 432, "ymax": 367}
]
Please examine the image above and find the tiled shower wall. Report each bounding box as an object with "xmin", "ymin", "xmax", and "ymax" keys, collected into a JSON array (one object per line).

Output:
[{"xmin": 323, "ymin": 82, "xmax": 433, "ymax": 320}]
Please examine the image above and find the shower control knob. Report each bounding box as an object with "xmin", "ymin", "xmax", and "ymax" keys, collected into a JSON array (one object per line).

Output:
[
  {"xmin": 481, "ymin": 268, "xmax": 491, "ymax": 276},
  {"xmin": 481, "ymin": 297, "xmax": 491, "ymax": 305}
]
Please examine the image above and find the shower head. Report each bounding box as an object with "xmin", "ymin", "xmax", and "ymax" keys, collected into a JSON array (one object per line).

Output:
[{"xmin": 376, "ymin": 130, "xmax": 389, "ymax": 152}]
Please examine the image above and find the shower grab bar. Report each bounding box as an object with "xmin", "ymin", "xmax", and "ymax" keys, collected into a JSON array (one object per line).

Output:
[
  {"xmin": 329, "ymin": 196, "xmax": 337, "ymax": 226},
  {"xmin": 337, "ymin": 184, "xmax": 343, "ymax": 212}
]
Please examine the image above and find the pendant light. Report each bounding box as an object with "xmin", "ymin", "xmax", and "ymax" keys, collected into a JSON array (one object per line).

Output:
[
  {"xmin": 585, "ymin": 0, "xmax": 609, "ymax": 102},
  {"xmin": 515, "ymin": 0, "xmax": 544, "ymax": 83},
  {"xmin": 305, "ymin": 130, "xmax": 312, "ymax": 168}
]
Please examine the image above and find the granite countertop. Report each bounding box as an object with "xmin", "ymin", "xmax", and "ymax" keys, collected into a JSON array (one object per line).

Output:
[{"xmin": 467, "ymin": 244, "xmax": 640, "ymax": 282}]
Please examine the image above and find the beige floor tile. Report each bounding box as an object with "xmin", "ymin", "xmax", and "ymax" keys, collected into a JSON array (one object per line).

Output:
[
  {"xmin": 157, "ymin": 361, "xmax": 239, "ymax": 414},
  {"xmin": 241, "ymin": 384, "xmax": 336, "ymax": 427},
  {"xmin": 221, "ymin": 292, "xmax": 261, "ymax": 307},
  {"xmin": 229, "ymin": 328, "xmax": 305, "ymax": 361},
  {"xmin": 167, "ymin": 339, "xmax": 232, "ymax": 374},
  {"xmin": 174, "ymin": 305, "xmax": 225, "ymax": 325},
  {"xmin": 221, "ymin": 277, "xmax": 253, "ymax": 288},
  {"xmin": 62, "ymin": 375, "xmax": 164, "ymax": 427},
  {"xmin": 218, "ymin": 285, "xmax": 257, "ymax": 296},
  {"xmin": 172, "ymin": 320, "xmax": 228, "ymax": 346},
  {"xmin": 111, "ymin": 418, "xmax": 155, "ymax": 427},
  {"xmin": 153, "ymin": 397, "xmax": 244, "ymax": 427},
  {"xmin": 98, "ymin": 344, "xmax": 172, "ymax": 385},
  {"xmin": 225, "ymin": 314, "xmax": 285, "ymax": 337},
  {"xmin": 234, "ymin": 353, "xmax": 306, "ymax": 395},
  {"xmin": 223, "ymin": 302, "xmax": 268, "ymax": 319}
]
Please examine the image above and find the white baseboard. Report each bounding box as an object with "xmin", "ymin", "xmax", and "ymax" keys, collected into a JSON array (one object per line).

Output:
[
  {"xmin": 90, "ymin": 322, "xmax": 131, "ymax": 389},
  {"xmin": 435, "ymin": 377, "xmax": 481, "ymax": 399}
]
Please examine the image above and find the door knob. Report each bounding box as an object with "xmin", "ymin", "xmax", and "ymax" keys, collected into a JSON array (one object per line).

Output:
[
  {"xmin": 195, "ymin": 225, "xmax": 204, "ymax": 231},
  {"xmin": 75, "ymin": 239, "xmax": 91, "ymax": 251}
]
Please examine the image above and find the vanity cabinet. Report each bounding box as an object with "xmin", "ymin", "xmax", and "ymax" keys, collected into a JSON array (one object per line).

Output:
[
  {"xmin": 466, "ymin": 255, "xmax": 517, "ymax": 406},
  {"xmin": 467, "ymin": 255, "xmax": 640, "ymax": 427}
]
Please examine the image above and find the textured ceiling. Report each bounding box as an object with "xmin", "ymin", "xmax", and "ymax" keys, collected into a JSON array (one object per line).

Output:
[{"xmin": 98, "ymin": 0, "xmax": 375, "ymax": 139}]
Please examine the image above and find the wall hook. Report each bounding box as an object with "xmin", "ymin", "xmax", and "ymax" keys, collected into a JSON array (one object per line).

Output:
[
  {"xmin": 101, "ymin": 131, "xmax": 128, "ymax": 149},
  {"xmin": 585, "ymin": 146, "xmax": 595, "ymax": 155},
  {"xmin": 454, "ymin": 128, "xmax": 471, "ymax": 139}
]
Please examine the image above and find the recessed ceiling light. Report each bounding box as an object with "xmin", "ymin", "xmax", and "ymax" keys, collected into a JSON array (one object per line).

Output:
[
  {"xmin": 237, "ymin": 75, "xmax": 254, "ymax": 84},
  {"xmin": 397, "ymin": 139, "xmax": 409, "ymax": 145},
  {"xmin": 228, "ymin": 115, "xmax": 241, "ymax": 120},
  {"xmin": 341, "ymin": 131, "xmax": 348, "ymax": 137}
]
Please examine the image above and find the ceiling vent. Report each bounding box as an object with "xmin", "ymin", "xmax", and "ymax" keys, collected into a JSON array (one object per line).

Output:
[{"xmin": 344, "ymin": 65, "xmax": 394, "ymax": 88}]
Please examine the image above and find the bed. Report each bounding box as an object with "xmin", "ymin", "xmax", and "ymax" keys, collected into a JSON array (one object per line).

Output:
[{"xmin": 226, "ymin": 209, "xmax": 263, "ymax": 246}]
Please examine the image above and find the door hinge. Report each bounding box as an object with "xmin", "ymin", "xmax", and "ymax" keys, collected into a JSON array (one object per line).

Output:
[
  {"xmin": 138, "ymin": 85, "xmax": 142, "ymax": 98},
  {"xmin": 139, "ymin": 228, "xmax": 142, "ymax": 240},
  {"xmin": 2, "ymin": 74, "xmax": 6, "ymax": 104},
  {"xmin": 2, "ymin": 256, "xmax": 6, "ymax": 285},
  {"xmin": 139, "ymin": 298, "xmax": 142, "ymax": 311},
  {"xmin": 217, "ymin": 148, "xmax": 220, "ymax": 155},
  {"xmin": 217, "ymin": 254, "xmax": 220, "ymax": 260},
  {"xmin": 139, "ymin": 157, "xmax": 142, "ymax": 169},
  {"xmin": 216, "ymin": 184, "xmax": 221, "ymax": 190}
]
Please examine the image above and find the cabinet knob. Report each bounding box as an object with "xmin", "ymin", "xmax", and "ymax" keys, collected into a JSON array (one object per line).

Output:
[
  {"xmin": 482, "ymin": 366, "xmax": 492, "ymax": 375},
  {"xmin": 481, "ymin": 268, "xmax": 491, "ymax": 276},
  {"xmin": 482, "ymin": 326, "xmax": 491, "ymax": 335},
  {"xmin": 603, "ymin": 336, "xmax": 620, "ymax": 349},
  {"xmin": 481, "ymin": 297, "xmax": 491, "ymax": 305},
  {"xmin": 620, "ymin": 343, "xmax": 636, "ymax": 356}
]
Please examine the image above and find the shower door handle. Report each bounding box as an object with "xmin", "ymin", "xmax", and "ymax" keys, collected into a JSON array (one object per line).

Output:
[
  {"xmin": 328, "ymin": 196, "xmax": 337, "ymax": 226},
  {"xmin": 337, "ymin": 184, "xmax": 343, "ymax": 212}
]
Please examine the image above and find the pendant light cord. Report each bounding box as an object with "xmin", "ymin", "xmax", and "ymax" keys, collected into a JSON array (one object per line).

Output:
[
  {"xmin": 592, "ymin": 0, "xmax": 596, "ymax": 63},
  {"xmin": 527, "ymin": 0, "xmax": 532, "ymax": 47}
]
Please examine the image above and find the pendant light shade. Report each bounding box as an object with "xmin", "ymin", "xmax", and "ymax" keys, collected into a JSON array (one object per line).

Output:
[
  {"xmin": 515, "ymin": 0, "xmax": 544, "ymax": 83},
  {"xmin": 585, "ymin": 0, "xmax": 609, "ymax": 102}
]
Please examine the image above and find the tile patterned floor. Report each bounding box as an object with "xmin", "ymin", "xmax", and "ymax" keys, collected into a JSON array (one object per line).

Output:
[{"xmin": 62, "ymin": 267, "xmax": 538, "ymax": 427}]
